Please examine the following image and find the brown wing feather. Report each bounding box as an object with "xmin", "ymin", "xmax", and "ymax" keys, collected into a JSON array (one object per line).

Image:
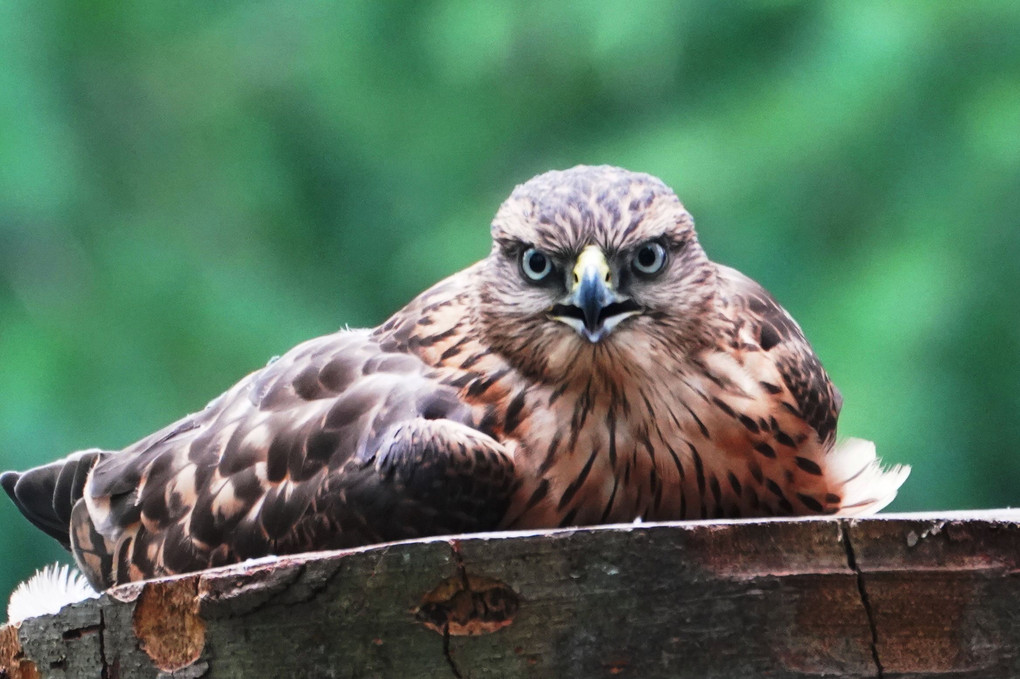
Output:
[
  {"xmin": 717, "ymin": 265, "xmax": 841, "ymax": 445},
  {"xmin": 66, "ymin": 322, "xmax": 512, "ymax": 589},
  {"xmin": 277, "ymin": 418, "xmax": 515, "ymax": 551}
]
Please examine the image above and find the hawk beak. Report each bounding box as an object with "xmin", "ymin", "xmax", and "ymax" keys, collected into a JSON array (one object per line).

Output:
[{"xmin": 550, "ymin": 245, "xmax": 641, "ymax": 343}]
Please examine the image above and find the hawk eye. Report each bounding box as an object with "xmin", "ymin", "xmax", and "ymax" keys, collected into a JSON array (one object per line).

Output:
[
  {"xmin": 520, "ymin": 247, "xmax": 553, "ymax": 282},
  {"xmin": 632, "ymin": 241, "xmax": 667, "ymax": 276}
]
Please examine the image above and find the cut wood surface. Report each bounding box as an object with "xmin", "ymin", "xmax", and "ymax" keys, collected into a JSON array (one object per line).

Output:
[{"xmin": 2, "ymin": 510, "xmax": 1019, "ymax": 678}]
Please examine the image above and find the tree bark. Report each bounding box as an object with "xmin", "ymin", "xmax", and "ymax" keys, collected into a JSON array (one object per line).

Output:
[{"xmin": 2, "ymin": 510, "xmax": 1019, "ymax": 678}]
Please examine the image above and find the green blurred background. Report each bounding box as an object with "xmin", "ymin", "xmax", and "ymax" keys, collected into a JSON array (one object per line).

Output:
[{"xmin": 1, "ymin": 1, "xmax": 1018, "ymax": 602}]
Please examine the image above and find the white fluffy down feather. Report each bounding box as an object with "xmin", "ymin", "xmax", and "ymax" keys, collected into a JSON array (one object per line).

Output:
[
  {"xmin": 829, "ymin": 438, "xmax": 911, "ymax": 515},
  {"xmin": 6, "ymin": 563, "xmax": 98, "ymax": 624}
]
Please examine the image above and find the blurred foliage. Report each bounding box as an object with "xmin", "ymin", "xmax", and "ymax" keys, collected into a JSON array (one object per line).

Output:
[{"xmin": 1, "ymin": 1, "xmax": 1018, "ymax": 602}]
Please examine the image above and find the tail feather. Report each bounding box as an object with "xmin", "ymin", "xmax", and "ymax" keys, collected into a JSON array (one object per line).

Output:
[
  {"xmin": 2, "ymin": 468, "xmax": 68, "ymax": 546},
  {"xmin": 827, "ymin": 438, "xmax": 910, "ymax": 516},
  {"xmin": 1, "ymin": 450, "xmax": 105, "ymax": 550}
]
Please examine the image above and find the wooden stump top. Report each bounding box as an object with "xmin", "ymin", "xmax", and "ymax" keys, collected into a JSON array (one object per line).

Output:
[{"xmin": 3, "ymin": 510, "xmax": 1019, "ymax": 678}]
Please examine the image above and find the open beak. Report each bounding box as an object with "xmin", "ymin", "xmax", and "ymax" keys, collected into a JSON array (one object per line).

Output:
[{"xmin": 550, "ymin": 245, "xmax": 641, "ymax": 343}]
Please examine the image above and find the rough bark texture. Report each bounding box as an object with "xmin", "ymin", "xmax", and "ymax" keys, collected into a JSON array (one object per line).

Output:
[{"xmin": 2, "ymin": 511, "xmax": 1018, "ymax": 678}]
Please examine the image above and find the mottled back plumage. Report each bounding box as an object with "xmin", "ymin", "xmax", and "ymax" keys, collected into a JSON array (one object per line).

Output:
[{"xmin": 2, "ymin": 165, "xmax": 908, "ymax": 590}]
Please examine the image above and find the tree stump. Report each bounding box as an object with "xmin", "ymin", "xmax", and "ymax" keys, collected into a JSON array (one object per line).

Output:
[{"xmin": 2, "ymin": 510, "xmax": 1018, "ymax": 678}]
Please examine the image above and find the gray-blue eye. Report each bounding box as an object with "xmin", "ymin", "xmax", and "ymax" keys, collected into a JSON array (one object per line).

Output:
[
  {"xmin": 521, "ymin": 248, "xmax": 553, "ymax": 282},
  {"xmin": 632, "ymin": 242, "xmax": 667, "ymax": 276}
]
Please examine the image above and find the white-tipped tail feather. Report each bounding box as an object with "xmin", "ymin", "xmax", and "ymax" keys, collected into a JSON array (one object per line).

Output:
[
  {"xmin": 828, "ymin": 438, "xmax": 911, "ymax": 516},
  {"xmin": 6, "ymin": 563, "xmax": 98, "ymax": 624}
]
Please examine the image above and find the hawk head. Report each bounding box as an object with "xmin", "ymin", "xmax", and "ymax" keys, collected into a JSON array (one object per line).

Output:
[{"xmin": 478, "ymin": 165, "xmax": 718, "ymax": 381}]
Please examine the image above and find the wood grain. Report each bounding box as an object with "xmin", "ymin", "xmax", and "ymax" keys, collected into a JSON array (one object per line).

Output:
[{"xmin": 3, "ymin": 511, "xmax": 1019, "ymax": 678}]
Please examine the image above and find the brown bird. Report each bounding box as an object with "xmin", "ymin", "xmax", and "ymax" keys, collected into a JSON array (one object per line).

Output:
[{"xmin": 2, "ymin": 165, "xmax": 908, "ymax": 591}]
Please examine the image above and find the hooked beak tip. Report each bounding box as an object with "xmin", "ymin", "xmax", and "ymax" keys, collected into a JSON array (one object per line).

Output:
[
  {"xmin": 548, "ymin": 246, "xmax": 641, "ymax": 342},
  {"xmin": 575, "ymin": 268, "xmax": 614, "ymax": 333}
]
